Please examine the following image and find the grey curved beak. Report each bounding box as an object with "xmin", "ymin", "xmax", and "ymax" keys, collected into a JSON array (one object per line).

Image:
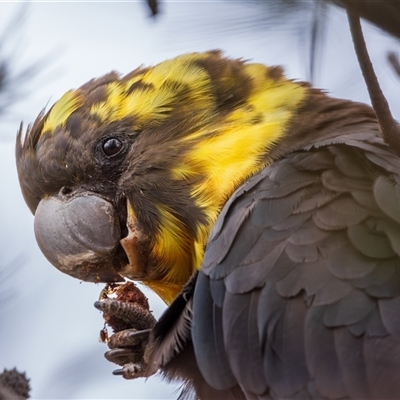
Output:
[{"xmin": 34, "ymin": 194, "xmax": 124, "ymax": 283}]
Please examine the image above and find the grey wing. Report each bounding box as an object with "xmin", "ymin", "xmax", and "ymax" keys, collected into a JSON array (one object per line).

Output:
[{"xmin": 193, "ymin": 135, "xmax": 400, "ymax": 399}]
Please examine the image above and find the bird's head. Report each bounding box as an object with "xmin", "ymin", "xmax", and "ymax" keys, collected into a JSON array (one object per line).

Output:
[{"xmin": 16, "ymin": 51, "xmax": 307, "ymax": 303}]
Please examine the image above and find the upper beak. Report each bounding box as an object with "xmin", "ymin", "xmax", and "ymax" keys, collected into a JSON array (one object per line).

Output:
[{"xmin": 34, "ymin": 193, "xmax": 124, "ymax": 283}]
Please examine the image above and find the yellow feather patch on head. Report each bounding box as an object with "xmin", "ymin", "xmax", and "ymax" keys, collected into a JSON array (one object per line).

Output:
[
  {"xmin": 42, "ymin": 90, "xmax": 82, "ymax": 133},
  {"xmin": 122, "ymin": 85, "xmax": 175, "ymax": 124},
  {"xmin": 89, "ymin": 81, "xmax": 126, "ymax": 122},
  {"xmin": 141, "ymin": 52, "xmax": 210, "ymax": 87},
  {"xmin": 90, "ymin": 52, "xmax": 215, "ymax": 128}
]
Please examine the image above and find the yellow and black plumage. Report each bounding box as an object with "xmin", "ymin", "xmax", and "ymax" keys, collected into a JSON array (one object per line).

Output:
[{"xmin": 16, "ymin": 51, "xmax": 400, "ymax": 398}]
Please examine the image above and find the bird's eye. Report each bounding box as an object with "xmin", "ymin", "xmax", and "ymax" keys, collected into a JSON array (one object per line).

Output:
[{"xmin": 103, "ymin": 138, "xmax": 122, "ymax": 157}]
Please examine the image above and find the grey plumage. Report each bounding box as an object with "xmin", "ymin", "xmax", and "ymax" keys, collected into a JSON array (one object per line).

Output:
[{"xmin": 186, "ymin": 130, "xmax": 400, "ymax": 398}]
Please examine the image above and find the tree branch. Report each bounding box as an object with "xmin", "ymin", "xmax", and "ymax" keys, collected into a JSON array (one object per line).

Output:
[{"xmin": 347, "ymin": 11, "xmax": 400, "ymax": 155}]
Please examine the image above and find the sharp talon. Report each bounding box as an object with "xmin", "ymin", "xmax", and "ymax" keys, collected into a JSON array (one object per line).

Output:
[
  {"xmin": 107, "ymin": 348, "xmax": 134, "ymax": 357},
  {"xmin": 128, "ymin": 329, "xmax": 151, "ymax": 339},
  {"xmin": 112, "ymin": 368, "xmax": 125, "ymax": 376},
  {"xmin": 93, "ymin": 300, "xmax": 104, "ymax": 310}
]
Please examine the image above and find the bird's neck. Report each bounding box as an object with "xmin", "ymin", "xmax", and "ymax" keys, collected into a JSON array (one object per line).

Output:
[
  {"xmin": 146, "ymin": 71, "xmax": 378, "ymax": 304},
  {"xmin": 146, "ymin": 73, "xmax": 308, "ymax": 302}
]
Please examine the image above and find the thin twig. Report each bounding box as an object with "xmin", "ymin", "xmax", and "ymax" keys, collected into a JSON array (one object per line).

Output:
[{"xmin": 347, "ymin": 11, "xmax": 400, "ymax": 155}]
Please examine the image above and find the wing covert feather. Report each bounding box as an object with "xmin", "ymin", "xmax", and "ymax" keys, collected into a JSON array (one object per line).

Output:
[{"xmin": 193, "ymin": 134, "xmax": 400, "ymax": 398}]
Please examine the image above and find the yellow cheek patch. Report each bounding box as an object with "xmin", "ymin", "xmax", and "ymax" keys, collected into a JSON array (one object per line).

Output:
[
  {"xmin": 151, "ymin": 204, "xmax": 196, "ymax": 284},
  {"xmin": 42, "ymin": 90, "xmax": 82, "ymax": 133}
]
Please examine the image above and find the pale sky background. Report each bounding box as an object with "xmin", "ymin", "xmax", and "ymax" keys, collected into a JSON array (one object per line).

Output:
[{"xmin": 0, "ymin": 1, "xmax": 399, "ymax": 399}]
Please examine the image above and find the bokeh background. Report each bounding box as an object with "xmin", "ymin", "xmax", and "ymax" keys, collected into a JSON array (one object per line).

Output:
[{"xmin": 1, "ymin": 1, "xmax": 399, "ymax": 398}]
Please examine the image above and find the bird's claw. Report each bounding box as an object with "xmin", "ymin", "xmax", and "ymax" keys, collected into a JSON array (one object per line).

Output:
[
  {"xmin": 112, "ymin": 362, "xmax": 148, "ymax": 379},
  {"xmin": 107, "ymin": 327, "xmax": 151, "ymax": 349},
  {"xmin": 103, "ymin": 326, "xmax": 154, "ymax": 378},
  {"xmin": 95, "ymin": 284, "xmax": 157, "ymax": 380},
  {"xmin": 104, "ymin": 345, "xmax": 143, "ymax": 366},
  {"xmin": 104, "ymin": 327, "xmax": 150, "ymax": 366}
]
